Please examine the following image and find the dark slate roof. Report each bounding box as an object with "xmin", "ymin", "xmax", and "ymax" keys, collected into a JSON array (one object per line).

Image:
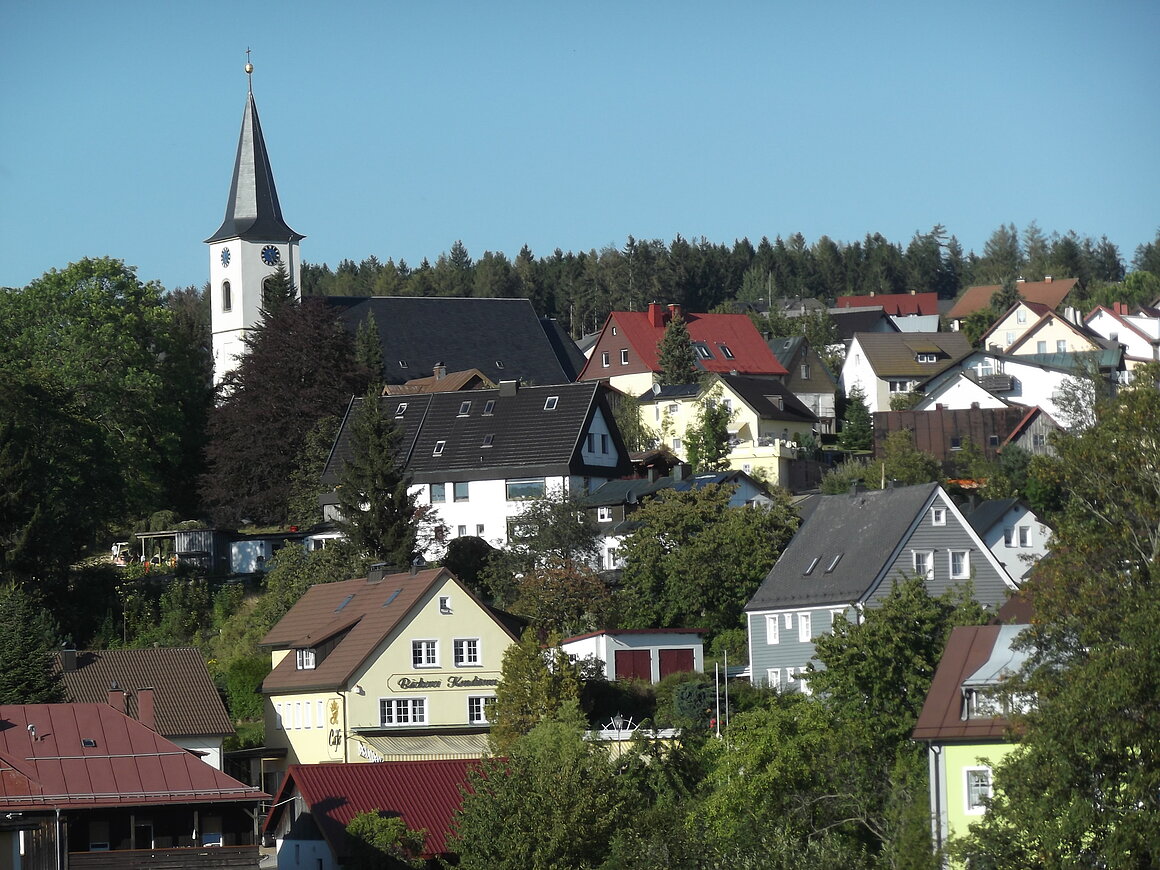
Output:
[
  {"xmin": 636, "ymin": 383, "xmax": 701, "ymax": 402},
  {"xmin": 0, "ymin": 704, "xmax": 266, "ymax": 809},
  {"xmin": 745, "ymin": 482, "xmax": 940, "ymax": 610},
  {"xmin": 539, "ymin": 317, "xmax": 587, "ymax": 381},
  {"xmin": 322, "ymin": 382, "xmax": 631, "ymax": 486},
  {"xmin": 323, "ymin": 296, "xmax": 574, "ymax": 386},
  {"xmin": 828, "ymin": 307, "xmax": 898, "ymax": 340},
  {"xmin": 582, "ymin": 470, "xmax": 772, "ymax": 509},
  {"xmin": 265, "ymin": 760, "xmax": 478, "ymax": 857},
  {"xmin": 55, "ymin": 648, "xmax": 234, "ymax": 740},
  {"xmin": 718, "ymin": 373, "xmax": 819, "ymax": 424},
  {"xmin": 963, "ymin": 498, "xmax": 1021, "ymax": 536},
  {"xmin": 769, "ymin": 335, "xmax": 805, "ymax": 369},
  {"xmin": 206, "ymin": 90, "xmax": 302, "ymax": 244}
]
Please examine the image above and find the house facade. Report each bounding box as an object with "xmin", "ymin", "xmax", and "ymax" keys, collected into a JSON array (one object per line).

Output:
[
  {"xmin": 1084, "ymin": 304, "xmax": 1160, "ymax": 372},
  {"xmin": 260, "ymin": 568, "xmax": 517, "ymax": 787},
  {"xmin": 840, "ymin": 332, "xmax": 973, "ymax": 414},
  {"xmin": 745, "ymin": 484, "xmax": 1019, "ymax": 691},
  {"xmin": 913, "ymin": 624, "xmax": 1029, "ymax": 856},
  {"xmin": 871, "ymin": 406, "xmax": 1058, "ymax": 469},
  {"xmin": 946, "ymin": 277, "xmax": 1077, "ymax": 331},
  {"xmin": 964, "ymin": 498, "xmax": 1051, "ymax": 583},
  {"xmin": 559, "ymin": 629, "xmax": 705, "ymax": 682},
  {"xmin": 768, "ymin": 336, "xmax": 838, "ymax": 433}
]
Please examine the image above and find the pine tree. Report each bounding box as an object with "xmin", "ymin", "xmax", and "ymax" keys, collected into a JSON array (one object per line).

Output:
[
  {"xmin": 354, "ymin": 312, "xmax": 384, "ymax": 385},
  {"xmin": 657, "ymin": 312, "xmax": 698, "ymax": 385},
  {"xmin": 335, "ymin": 395, "xmax": 417, "ymax": 570},
  {"xmin": 260, "ymin": 263, "xmax": 297, "ymax": 320},
  {"xmin": 0, "ymin": 584, "xmax": 64, "ymax": 704},
  {"xmin": 838, "ymin": 385, "xmax": 873, "ymax": 452}
]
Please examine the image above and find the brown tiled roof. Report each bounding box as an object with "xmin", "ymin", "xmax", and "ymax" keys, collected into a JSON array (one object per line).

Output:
[
  {"xmin": 852, "ymin": 331, "xmax": 973, "ymax": 379},
  {"xmin": 835, "ymin": 292, "xmax": 940, "ymax": 316},
  {"xmin": 912, "ymin": 625, "xmax": 1009, "ymax": 742},
  {"xmin": 55, "ymin": 648, "xmax": 234, "ymax": 739},
  {"xmin": 261, "ymin": 568, "xmax": 517, "ymax": 694},
  {"xmin": 382, "ymin": 369, "xmax": 494, "ymax": 395},
  {"xmin": 947, "ymin": 278, "xmax": 1078, "ymax": 321}
]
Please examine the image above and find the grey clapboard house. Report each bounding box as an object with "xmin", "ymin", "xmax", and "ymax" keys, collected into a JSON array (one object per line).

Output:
[{"xmin": 745, "ymin": 482, "xmax": 1018, "ymax": 692}]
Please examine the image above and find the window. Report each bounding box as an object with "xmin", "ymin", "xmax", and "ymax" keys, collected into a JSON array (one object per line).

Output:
[
  {"xmin": 667, "ymin": 403, "xmax": 680, "ymax": 414},
  {"xmin": 1016, "ymin": 308, "xmax": 1027, "ymax": 323},
  {"xmin": 296, "ymin": 648, "xmax": 315, "ymax": 670},
  {"xmin": 457, "ymin": 525, "xmax": 467, "ymax": 537},
  {"xmin": 597, "ymin": 506, "xmax": 613, "ymax": 522},
  {"xmin": 950, "ymin": 550, "xmax": 970, "ymax": 579},
  {"xmin": 605, "ymin": 547, "xmax": 619, "ymax": 569},
  {"xmin": 965, "ymin": 767, "xmax": 992, "ymax": 813},
  {"xmin": 931, "ymin": 507, "xmax": 946, "ymax": 526},
  {"xmin": 889, "ymin": 380, "xmax": 911, "ymax": 392},
  {"xmin": 694, "ymin": 343, "xmax": 713, "ymax": 360},
  {"xmin": 1056, "ymin": 339, "xmax": 1067, "ymax": 353},
  {"xmin": 381, "ymin": 697, "xmax": 427, "ymax": 727},
  {"xmin": 1005, "ymin": 331, "xmax": 1015, "ymax": 345},
  {"xmin": 481, "ymin": 433, "xmax": 494, "ymax": 447},
  {"xmin": 433, "ymin": 440, "xmax": 446, "ymax": 456},
  {"xmin": 476, "ymin": 524, "xmax": 485, "ymax": 535},
  {"xmin": 800, "ymin": 363, "xmax": 811, "ymax": 379},
  {"xmin": 620, "ymin": 348, "xmax": 630, "ymax": 365},
  {"xmin": 412, "ymin": 640, "xmax": 438, "ymax": 668},
  {"xmin": 458, "ymin": 400, "xmax": 472, "ymax": 416},
  {"xmin": 483, "ymin": 400, "xmax": 495, "ymax": 415},
  {"xmin": 831, "ymin": 609, "xmax": 846, "ymax": 632},
  {"xmin": 787, "ymin": 666, "xmax": 811, "ymax": 694},
  {"xmin": 803, "ymin": 556, "xmax": 820, "ymax": 576},
  {"xmin": 916, "ymin": 353, "xmax": 937, "ymax": 363},
  {"xmin": 454, "ymin": 638, "xmax": 481, "ymax": 667},
  {"xmin": 611, "ymin": 326, "xmax": 618, "ymax": 335},
  {"xmin": 765, "ymin": 614, "xmax": 780, "ymax": 644},
  {"xmin": 719, "ymin": 344, "xmax": 735, "ymax": 359},
  {"xmin": 601, "ymin": 433, "xmax": 609, "ymax": 453},
  {"xmin": 988, "ymin": 434, "xmax": 1000, "ymax": 447},
  {"xmin": 601, "ymin": 351, "xmax": 610, "ymax": 368},
  {"xmin": 454, "ymin": 481, "xmax": 470, "ymax": 502},
  {"xmin": 824, "ymin": 554, "xmax": 842, "ymax": 573},
  {"xmin": 722, "ymin": 398, "xmax": 732, "ymax": 412},
  {"xmin": 1036, "ymin": 340, "xmax": 1047, "ymax": 354},
  {"xmin": 672, "ymin": 437, "xmax": 682, "ymax": 450},
  {"xmin": 395, "ymin": 402, "xmax": 408, "ymax": 418},
  {"xmin": 468, "ymin": 696, "xmax": 496, "ymax": 724},
  {"xmin": 399, "ymin": 360, "xmax": 409, "ymax": 368},
  {"xmin": 1018, "ymin": 525, "xmax": 1031, "ymax": 547},
  {"xmin": 950, "ymin": 436, "xmax": 962, "ymax": 450},
  {"xmin": 913, "ymin": 550, "xmax": 934, "ymax": 580},
  {"xmin": 1004, "ymin": 527, "xmax": 1015, "ymax": 547},
  {"xmin": 221, "ymin": 281, "xmax": 232, "ymax": 312},
  {"xmin": 1032, "ymin": 432, "xmax": 1047, "ymax": 447},
  {"xmin": 586, "ymin": 433, "xmax": 595, "ymax": 452},
  {"xmin": 439, "ymin": 595, "xmax": 452, "ymax": 613},
  {"xmin": 274, "ymin": 703, "xmax": 284, "ymax": 730},
  {"xmin": 495, "ymin": 360, "xmax": 504, "ymax": 369},
  {"xmin": 798, "ymin": 612, "xmax": 812, "ymax": 642},
  {"xmin": 544, "ymin": 396, "xmax": 559, "ymax": 410},
  {"xmin": 430, "ymin": 483, "xmax": 446, "ymax": 503},
  {"xmin": 766, "ymin": 668, "xmax": 781, "ymax": 691},
  {"xmin": 506, "ymin": 478, "xmax": 546, "ymax": 500}
]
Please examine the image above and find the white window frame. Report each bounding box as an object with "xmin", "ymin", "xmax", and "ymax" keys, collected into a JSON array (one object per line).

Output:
[
  {"xmin": 1036, "ymin": 340, "xmax": 1047, "ymax": 354},
  {"xmin": 766, "ymin": 668, "xmax": 781, "ymax": 691},
  {"xmin": 544, "ymin": 396, "xmax": 559, "ymax": 410},
  {"xmin": 620, "ymin": 348, "xmax": 630, "ymax": 365},
  {"xmin": 295, "ymin": 648, "xmax": 316, "ymax": 670},
  {"xmin": 454, "ymin": 637, "xmax": 481, "ymax": 667},
  {"xmin": 433, "ymin": 440, "xmax": 446, "ymax": 456},
  {"xmin": 1056, "ymin": 339, "xmax": 1067, "ymax": 353},
  {"xmin": 964, "ymin": 766, "xmax": 992, "ymax": 814},
  {"xmin": 380, "ymin": 697, "xmax": 428, "ymax": 727},
  {"xmin": 765, "ymin": 614, "xmax": 780, "ymax": 644},
  {"xmin": 1003, "ymin": 527, "xmax": 1015, "ymax": 548},
  {"xmin": 797, "ymin": 612, "xmax": 812, "ymax": 643},
  {"xmin": 949, "ymin": 549, "xmax": 970, "ymax": 580},
  {"xmin": 467, "ymin": 695, "xmax": 495, "ymax": 725},
  {"xmin": 412, "ymin": 639, "xmax": 439, "ymax": 668},
  {"xmin": 506, "ymin": 477, "xmax": 546, "ymax": 501},
  {"xmin": 453, "ymin": 481, "xmax": 470, "ymax": 502},
  {"xmin": 1016, "ymin": 308, "xmax": 1027, "ymax": 323},
  {"xmin": 1018, "ymin": 525, "xmax": 1031, "ymax": 547},
  {"xmin": 912, "ymin": 550, "xmax": 934, "ymax": 581},
  {"xmin": 601, "ymin": 351, "xmax": 610, "ymax": 368},
  {"xmin": 830, "ymin": 609, "xmax": 846, "ymax": 632},
  {"xmin": 931, "ymin": 507, "xmax": 946, "ymax": 526},
  {"xmin": 597, "ymin": 506, "xmax": 613, "ymax": 522}
]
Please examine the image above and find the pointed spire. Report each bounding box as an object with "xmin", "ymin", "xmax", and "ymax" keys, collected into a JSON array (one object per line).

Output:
[{"xmin": 206, "ymin": 56, "xmax": 303, "ymax": 244}]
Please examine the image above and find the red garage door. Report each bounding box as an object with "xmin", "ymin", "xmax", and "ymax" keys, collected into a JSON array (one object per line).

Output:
[
  {"xmin": 614, "ymin": 649, "xmax": 652, "ymax": 681},
  {"xmin": 659, "ymin": 648, "xmax": 694, "ymax": 679}
]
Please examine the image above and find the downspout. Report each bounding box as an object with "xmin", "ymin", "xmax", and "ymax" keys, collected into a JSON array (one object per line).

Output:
[
  {"xmin": 928, "ymin": 743, "xmax": 943, "ymax": 855},
  {"xmin": 55, "ymin": 807, "xmax": 62, "ymax": 870}
]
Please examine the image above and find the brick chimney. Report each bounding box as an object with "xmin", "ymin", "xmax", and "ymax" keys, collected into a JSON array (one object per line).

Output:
[
  {"xmin": 647, "ymin": 303, "xmax": 665, "ymax": 327},
  {"xmin": 60, "ymin": 644, "xmax": 77, "ymax": 673},
  {"xmin": 1044, "ymin": 275, "xmax": 1053, "ymax": 283},
  {"xmin": 136, "ymin": 687, "xmax": 156, "ymax": 731},
  {"xmin": 667, "ymin": 303, "xmax": 683, "ymax": 322},
  {"xmin": 107, "ymin": 684, "xmax": 127, "ymax": 714}
]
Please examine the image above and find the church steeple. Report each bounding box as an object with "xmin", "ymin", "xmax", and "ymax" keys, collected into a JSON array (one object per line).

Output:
[
  {"xmin": 207, "ymin": 55, "xmax": 304, "ymax": 385},
  {"xmin": 205, "ymin": 58, "xmax": 302, "ymax": 245}
]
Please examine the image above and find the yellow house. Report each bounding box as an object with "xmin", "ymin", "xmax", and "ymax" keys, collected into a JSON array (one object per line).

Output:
[
  {"xmin": 982, "ymin": 302, "xmax": 1105, "ymax": 357},
  {"xmin": 260, "ymin": 566, "xmax": 518, "ymax": 778},
  {"xmin": 638, "ymin": 373, "xmax": 817, "ymax": 485}
]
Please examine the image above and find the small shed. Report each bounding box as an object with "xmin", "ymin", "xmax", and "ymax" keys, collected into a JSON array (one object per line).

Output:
[{"xmin": 560, "ymin": 629, "xmax": 705, "ymax": 683}]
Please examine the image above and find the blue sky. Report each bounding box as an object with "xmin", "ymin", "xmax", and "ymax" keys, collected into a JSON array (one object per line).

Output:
[{"xmin": 2, "ymin": 1, "xmax": 1157, "ymax": 293}]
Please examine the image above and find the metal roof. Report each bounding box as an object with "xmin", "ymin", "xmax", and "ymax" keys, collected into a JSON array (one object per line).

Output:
[{"xmin": 0, "ymin": 704, "xmax": 266, "ymax": 810}]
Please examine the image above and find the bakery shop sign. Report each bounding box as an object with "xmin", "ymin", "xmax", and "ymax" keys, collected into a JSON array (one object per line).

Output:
[{"xmin": 388, "ymin": 673, "xmax": 500, "ymax": 692}]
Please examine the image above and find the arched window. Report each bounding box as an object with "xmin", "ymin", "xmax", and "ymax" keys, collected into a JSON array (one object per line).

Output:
[{"xmin": 221, "ymin": 281, "xmax": 232, "ymax": 312}]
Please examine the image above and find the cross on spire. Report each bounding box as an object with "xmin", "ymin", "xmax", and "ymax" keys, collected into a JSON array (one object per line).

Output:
[{"xmin": 245, "ymin": 48, "xmax": 253, "ymax": 94}]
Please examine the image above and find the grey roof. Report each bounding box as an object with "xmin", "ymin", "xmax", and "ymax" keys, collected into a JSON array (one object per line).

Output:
[
  {"xmin": 637, "ymin": 383, "xmax": 701, "ymax": 402},
  {"xmin": 829, "ymin": 307, "xmax": 898, "ymax": 340},
  {"xmin": 539, "ymin": 318, "xmax": 588, "ymax": 381},
  {"xmin": 717, "ymin": 373, "xmax": 819, "ymax": 424},
  {"xmin": 583, "ymin": 470, "xmax": 771, "ymax": 509},
  {"xmin": 964, "ymin": 498, "xmax": 1020, "ymax": 536},
  {"xmin": 768, "ymin": 335, "xmax": 804, "ymax": 369},
  {"xmin": 1013, "ymin": 348, "xmax": 1123, "ymax": 371},
  {"xmin": 745, "ymin": 482, "xmax": 940, "ymax": 610},
  {"xmin": 323, "ymin": 382, "xmax": 631, "ymax": 486},
  {"xmin": 962, "ymin": 623, "xmax": 1031, "ymax": 688},
  {"xmin": 324, "ymin": 296, "xmax": 575, "ymax": 386},
  {"xmin": 206, "ymin": 90, "xmax": 302, "ymax": 244}
]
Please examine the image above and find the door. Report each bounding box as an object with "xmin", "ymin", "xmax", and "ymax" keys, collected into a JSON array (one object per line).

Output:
[
  {"xmin": 614, "ymin": 649, "xmax": 652, "ymax": 681},
  {"xmin": 659, "ymin": 648, "xmax": 695, "ymax": 679}
]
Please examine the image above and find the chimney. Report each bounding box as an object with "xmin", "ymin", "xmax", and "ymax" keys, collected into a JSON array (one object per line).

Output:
[
  {"xmin": 647, "ymin": 466, "xmax": 659, "ymax": 483},
  {"xmin": 673, "ymin": 463, "xmax": 690, "ymax": 481},
  {"xmin": 1044, "ymin": 275, "xmax": 1053, "ymax": 283},
  {"xmin": 61, "ymin": 644, "xmax": 77, "ymax": 673},
  {"xmin": 367, "ymin": 563, "xmax": 388, "ymax": 584},
  {"xmin": 869, "ymin": 290, "xmax": 875, "ymax": 297},
  {"xmin": 647, "ymin": 302, "xmax": 665, "ymax": 327},
  {"xmin": 498, "ymin": 380, "xmax": 518, "ymax": 397},
  {"xmin": 136, "ymin": 687, "xmax": 156, "ymax": 731},
  {"xmin": 107, "ymin": 684, "xmax": 126, "ymax": 714},
  {"xmin": 910, "ymin": 288, "xmax": 917, "ymax": 295},
  {"xmin": 1016, "ymin": 277, "xmax": 1026, "ymax": 284},
  {"xmin": 433, "ymin": 362, "xmax": 447, "ymax": 380},
  {"xmin": 667, "ymin": 303, "xmax": 682, "ymax": 322}
]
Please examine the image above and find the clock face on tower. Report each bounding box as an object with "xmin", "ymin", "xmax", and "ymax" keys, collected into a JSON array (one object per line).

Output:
[
  {"xmin": 261, "ymin": 245, "xmax": 281, "ymax": 266},
  {"xmin": 220, "ymin": 248, "xmax": 231, "ymax": 267}
]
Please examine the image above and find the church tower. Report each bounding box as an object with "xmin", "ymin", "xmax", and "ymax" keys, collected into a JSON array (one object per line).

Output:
[{"xmin": 206, "ymin": 57, "xmax": 304, "ymax": 384}]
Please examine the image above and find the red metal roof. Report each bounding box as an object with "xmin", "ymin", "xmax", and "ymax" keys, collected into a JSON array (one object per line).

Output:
[
  {"xmin": 835, "ymin": 292, "xmax": 939, "ymax": 316},
  {"xmin": 266, "ymin": 760, "xmax": 480, "ymax": 857},
  {"xmin": 0, "ymin": 704, "xmax": 266, "ymax": 810},
  {"xmin": 912, "ymin": 626, "xmax": 1010, "ymax": 742}
]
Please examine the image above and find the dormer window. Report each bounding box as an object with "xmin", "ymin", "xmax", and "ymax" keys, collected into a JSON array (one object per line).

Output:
[
  {"xmin": 544, "ymin": 396, "xmax": 558, "ymax": 411},
  {"xmin": 296, "ymin": 648, "xmax": 316, "ymax": 670},
  {"xmin": 917, "ymin": 353, "xmax": 937, "ymax": 363}
]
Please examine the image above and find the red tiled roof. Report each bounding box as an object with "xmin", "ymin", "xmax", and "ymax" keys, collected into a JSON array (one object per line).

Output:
[
  {"xmin": 265, "ymin": 760, "xmax": 480, "ymax": 857},
  {"xmin": 0, "ymin": 704, "xmax": 266, "ymax": 810},
  {"xmin": 835, "ymin": 292, "xmax": 939, "ymax": 316},
  {"xmin": 56, "ymin": 647, "xmax": 234, "ymax": 739},
  {"xmin": 947, "ymin": 278, "xmax": 1078, "ymax": 321},
  {"xmin": 579, "ymin": 306, "xmax": 787, "ymax": 380},
  {"xmin": 912, "ymin": 626, "xmax": 1009, "ymax": 742}
]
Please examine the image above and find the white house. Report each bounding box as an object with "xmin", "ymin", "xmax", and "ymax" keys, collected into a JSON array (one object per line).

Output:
[
  {"xmin": 964, "ymin": 498, "xmax": 1052, "ymax": 583},
  {"xmin": 840, "ymin": 332, "xmax": 973, "ymax": 413}
]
